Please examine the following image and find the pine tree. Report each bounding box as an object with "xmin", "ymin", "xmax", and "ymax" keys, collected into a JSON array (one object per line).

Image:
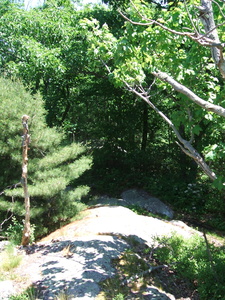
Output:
[{"xmin": 0, "ymin": 77, "xmax": 92, "ymax": 239}]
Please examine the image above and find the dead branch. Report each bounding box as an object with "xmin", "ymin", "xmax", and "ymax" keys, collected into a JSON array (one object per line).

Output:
[
  {"xmin": 152, "ymin": 71, "xmax": 225, "ymax": 117},
  {"xmin": 0, "ymin": 206, "xmax": 14, "ymax": 233},
  {"xmin": 122, "ymin": 260, "xmax": 179, "ymax": 286},
  {"xmin": 124, "ymin": 81, "xmax": 217, "ymax": 181},
  {"xmin": 195, "ymin": 21, "xmax": 225, "ymax": 42},
  {"xmin": 212, "ymin": 0, "xmax": 225, "ymax": 19},
  {"xmin": 184, "ymin": 0, "xmax": 198, "ymax": 34},
  {"xmin": 0, "ymin": 182, "xmax": 21, "ymax": 196},
  {"xmin": 119, "ymin": 6, "xmax": 225, "ymax": 50},
  {"xmin": 0, "ymin": 212, "xmax": 13, "ymax": 231}
]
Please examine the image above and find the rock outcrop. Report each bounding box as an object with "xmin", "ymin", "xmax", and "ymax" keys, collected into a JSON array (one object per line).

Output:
[
  {"xmin": 121, "ymin": 189, "xmax": 174, "ymax": 219},
  {"xmin": 90, "ymin": 189, "xmax": 174, "ymax": 219},
  {"xmin": 5, "ymin": 203, "xmax": 201, "ymax": 299}
]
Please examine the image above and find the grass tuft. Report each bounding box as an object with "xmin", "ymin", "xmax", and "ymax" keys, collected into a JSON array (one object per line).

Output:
[
  {"xmin": 9, "ymin": 286, "xmax": 38, "ymax": 300},
  {"xmin": 0, "ymin": 243, "xmax": 22, "ymax": 279}
]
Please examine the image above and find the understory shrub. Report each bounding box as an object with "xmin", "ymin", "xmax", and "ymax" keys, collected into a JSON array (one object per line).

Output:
[
  {"xmin": 155, "ymin": 234, "xmax": 225, "ymax": 299},
  {"xmin": 4, "ymin": 216, "xmax": 35, "ymax": 245}
]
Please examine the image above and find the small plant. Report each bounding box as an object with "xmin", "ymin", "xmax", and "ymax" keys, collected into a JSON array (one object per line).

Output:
[
  {"xmin": 112, "ymin": 294, "xmax": 125, "ymax": 300},
  {"xmin": 9, "ymin": 286, "xmax": 37, "ymax": 300},
  {"xmin": 0, "ymin": 243, "xmax": 22, "ymax": 280},
  {"xmin": 5, "ymin": 217, "xmax": 24, "ymax": 245},
  {"xmin": 5, "ymin": 217, "xmax": 36, "ymax": 245},
  {"xmin": 55, "ymin": 289, "xmax": 72, "ymax": 300}
]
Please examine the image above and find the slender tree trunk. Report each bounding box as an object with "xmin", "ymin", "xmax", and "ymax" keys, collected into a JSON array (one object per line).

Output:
[
  {"xmin": 141, "ymin": 101, "xmax": 148, "ymax": 151},
  {"xmin": 21, "ymin": 115, "xmax": 31, "ymax": 246}
]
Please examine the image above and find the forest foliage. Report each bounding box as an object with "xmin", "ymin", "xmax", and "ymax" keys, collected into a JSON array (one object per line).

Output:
[
  {"xmin": 0, "ymin": 0, "xmax": 225, "ymax": 237},
  {"xmin": 0, "ymin": 1, "xmax": 225, "ymax": 298}
]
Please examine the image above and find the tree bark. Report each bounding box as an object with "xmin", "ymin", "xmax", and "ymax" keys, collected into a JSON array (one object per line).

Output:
[
  {"xmin": 141, "ymin": 101, "xmax": 148, "ymax": 151},
  {"xmin": 21, "ymin": 115, "xmax": 31, "ymax": 246},
  {"xmin": 198, "ymin": 0, "xmax": 225, "ymax": 78},
  {"xmin": 152, "ymin": 71, "xmax": 225, "ymax": 117}
]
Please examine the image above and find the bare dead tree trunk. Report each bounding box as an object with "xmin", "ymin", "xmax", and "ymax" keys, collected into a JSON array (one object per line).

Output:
[{"xmin": 21, "ymin": 115, "xmax": 31, "ymax": 246}]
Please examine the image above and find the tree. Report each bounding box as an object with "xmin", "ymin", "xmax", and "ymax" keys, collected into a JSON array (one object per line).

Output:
[
  {"xmin": 0, "ymin": 1, "xmax": 164, "ymax": 195},
  {"xmin": 2, "ymin": 0, "xmax": 225, "ymax": 200},
  {"xmin": 83, "ymin": 0, "xmax": 225, "ymax": 189},
  {"xmin": 0, "ymin": 77, "xmax": 92, "ymax": 239}
]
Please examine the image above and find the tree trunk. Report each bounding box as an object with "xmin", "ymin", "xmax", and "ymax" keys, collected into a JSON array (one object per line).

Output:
[
  {"xmin": 198, "ymin": 0, "xmax": 225, "ymax": 78},
  {"xmin": 141, "ymin": 101, "xmax": 148, "ymax": 151},
  {"xmin": 21, "ymin": 115, "xmax": 31, "ymax": 246}
]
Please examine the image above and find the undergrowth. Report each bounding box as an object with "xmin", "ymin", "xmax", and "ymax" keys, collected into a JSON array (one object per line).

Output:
[
  {"xmin": 98, "ymin": 233, "xmax": 225, "ymax": 299},
  {"xmin": 98, "ymin": 246, "xmax": 149, "ymax": 299},
  {"xmin": 9, "ymin": 286, "xmax": 73, "ymax": 300},
  {"xmin": 154, "ymin": 234, "xmax": 225, "ymax": 299},
  {"xmin": 9, "ymin": 287, "xmax": 37, "ymax": 300},
  {"xmin": 0, "ymin": 243, "xmax": 22, "ymax": 281},
  {"xmin": 4, "ymin": 216, "xmax": 36, "ymax": 245}
]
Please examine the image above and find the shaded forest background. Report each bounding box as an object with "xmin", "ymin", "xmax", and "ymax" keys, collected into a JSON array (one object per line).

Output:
[{"xmin": 0, "ymin": 0, "xmax": 225, "ymax": 239}]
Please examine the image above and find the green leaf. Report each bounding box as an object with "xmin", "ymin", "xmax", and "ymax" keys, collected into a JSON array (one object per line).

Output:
[
  {"xmin": 213, "ymin": 176, "xmax": 225, "ymax": 191},
  {"xmin": 192, "ymin": 125, "xmax": 202, "ymax": 135}
]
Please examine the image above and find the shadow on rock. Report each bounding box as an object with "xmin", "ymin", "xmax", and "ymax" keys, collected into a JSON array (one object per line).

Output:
[
  {"xmin": 30, "ymin": 236, "xmax": 129, "ymax": 299},
  {"xmin": 128, "ymin": 286, "xmax": 174, "ymax": 300},
  {"xmin": 25, "ymin": 234, "xmax": 176, "ymax": 300}
]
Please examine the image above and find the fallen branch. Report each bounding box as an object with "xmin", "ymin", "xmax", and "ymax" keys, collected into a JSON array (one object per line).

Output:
[
  {"xmin": 122, "ymin": 264, "xmax": 168, "ymax": 285},
  {"xmin": 122, "ymin": 260, "xmax": 179, "ymax": 285}
]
